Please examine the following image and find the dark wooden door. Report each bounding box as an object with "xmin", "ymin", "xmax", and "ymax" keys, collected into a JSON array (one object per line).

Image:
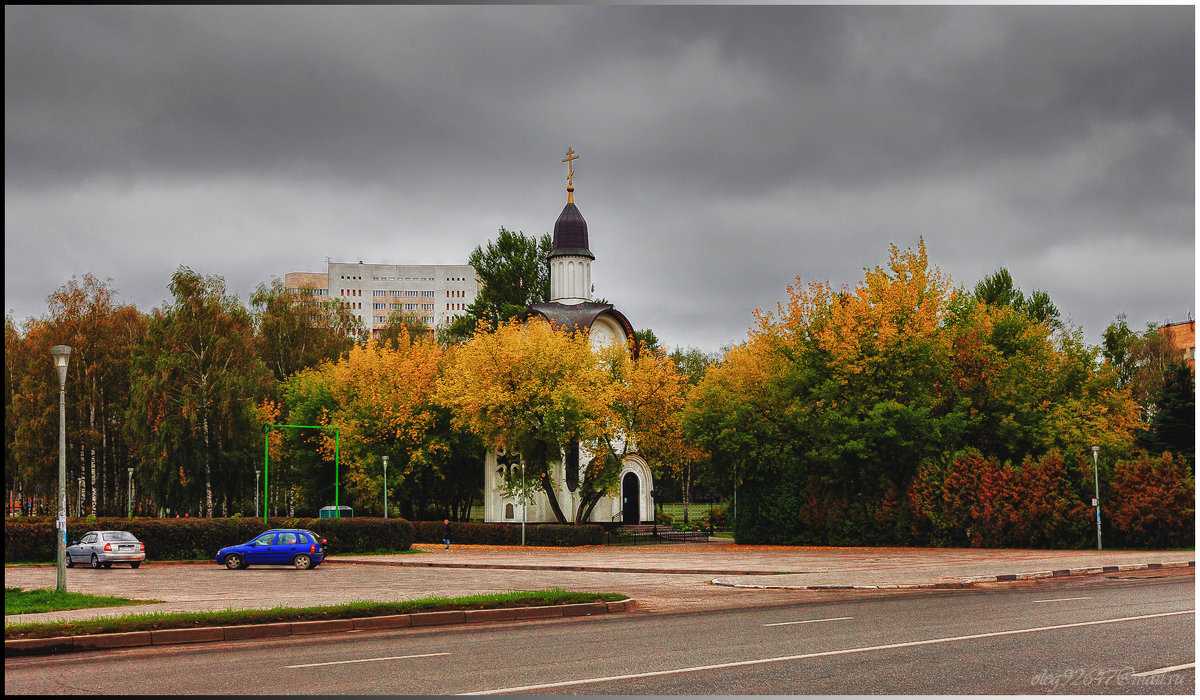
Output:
[{"xmin": 622, "ymin": 473, "xmax": 639, "ymax": 524}]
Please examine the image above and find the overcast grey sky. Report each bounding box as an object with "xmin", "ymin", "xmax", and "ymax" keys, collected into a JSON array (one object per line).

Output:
[{"xmin": 5, "ymin": 5, "xmax": 1194, "ymax": 353}]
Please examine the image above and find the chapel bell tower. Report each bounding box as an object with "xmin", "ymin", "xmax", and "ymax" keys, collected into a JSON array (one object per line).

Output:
[{"xmin": 548, "ymin": 147, "xmax": 595, "ymax": 304}]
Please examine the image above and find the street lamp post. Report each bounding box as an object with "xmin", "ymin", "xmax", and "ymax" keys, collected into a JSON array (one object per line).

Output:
[
  {"xmin": 382, "ymin": 455, "xmax": 389, "ymax": 519},
  {"xmin": 255, "ymin": 470, "xmax": 261, "ymax": 518},
  {"xmin": 51, "ymin": 345, "xmax": 71, "ymax": 593},
  {"xmin": 127, "ymin": 467, "xmax": 134, "ymax": 518},
  {"xmin": 77, "ymin": 477, "xmax": 84, "ymax": 518},
  {"xmin": 1091, "ymin": 445, "xmax": 1102, "ymax": 550},
  {"xmin": 521, "ymin": 461, "xmax": 526, "ymax": 547}
]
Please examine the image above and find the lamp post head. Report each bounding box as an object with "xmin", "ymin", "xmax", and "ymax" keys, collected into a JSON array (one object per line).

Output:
[
  {"xmin": 382, "ymin": 455, "xmax": 389, "ymax": 468},
  {"xmin": 1091, "ymin": 445, "xmax": 1100, "ymax": 456},
  {"xmin": 51, "ymin": 345, "xmax": 71, "ymax": 384}
]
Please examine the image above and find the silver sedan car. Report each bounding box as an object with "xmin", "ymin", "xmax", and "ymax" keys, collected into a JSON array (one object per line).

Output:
[{"xmin": 65, "ymin": 530, "xmax": 146, "ymax": 569}]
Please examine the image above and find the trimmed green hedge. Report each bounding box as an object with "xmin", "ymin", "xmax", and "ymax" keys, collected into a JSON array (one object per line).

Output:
[
  {"xmin": 4, "ymin": 517, "xmax": 414, "ymax": 563},
  {"xmin": 410, "ymin": 521, "xmax": 603, "ymax": 547}
]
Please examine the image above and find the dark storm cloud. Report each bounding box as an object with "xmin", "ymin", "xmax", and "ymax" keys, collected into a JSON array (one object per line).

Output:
[{"xmin": 4, "ymin": 5, "xmax": 1193, "ymax": 352}]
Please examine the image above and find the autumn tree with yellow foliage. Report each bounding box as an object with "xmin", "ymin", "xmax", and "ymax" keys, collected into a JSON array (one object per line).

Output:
[
  {"xmin": 283, "ymin": 328, "xmax": 482, "ymax": 519},
  {"xmin": 438, "ymin": 317, "xmax": 692, "ymax": 524}
]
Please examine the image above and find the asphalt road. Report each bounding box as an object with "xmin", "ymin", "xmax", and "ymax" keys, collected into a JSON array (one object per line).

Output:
[{"xmin": 5, "ymin": 574, "xmax": 1193, "ymax": 695}]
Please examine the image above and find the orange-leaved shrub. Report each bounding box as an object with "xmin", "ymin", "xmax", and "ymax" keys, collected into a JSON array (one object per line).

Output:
[
  {"xmin": 1104, "ymin": 452, "xmax": 1194, "ymax": 549},
  {"xmin": 910, "ymin": 449, "xmax": 1092, "ymax": 549}
]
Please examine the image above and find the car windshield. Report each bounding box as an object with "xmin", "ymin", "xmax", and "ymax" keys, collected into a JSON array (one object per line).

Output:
[{"xmin": 102, "ymin": 532, "xmax": 137, "ymax": 542}]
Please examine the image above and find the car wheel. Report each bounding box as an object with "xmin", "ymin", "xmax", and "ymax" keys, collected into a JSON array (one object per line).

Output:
[
  {"xmin": 90, "ymin": 554, "xmax": 101, "ymax": 569},
  {"xmin": 293, "ymin": 554, "xmax": 311, "ymax": 570},
  {"xmin": 224, "ymin": 554, "xmax": 243, "ymax": 570},
  {"xmin": 130, "ymin": 562, "xmax": 141, "ymax": 569},
  {"xmin": 65, "ymin": 553, "xmax": 74, "ymax": 568}
]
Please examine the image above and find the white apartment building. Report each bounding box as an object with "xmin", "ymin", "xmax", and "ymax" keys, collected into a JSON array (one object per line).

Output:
[{"xmin": 285, "ymin": 262, "xmax": 479, "ymax": 336}]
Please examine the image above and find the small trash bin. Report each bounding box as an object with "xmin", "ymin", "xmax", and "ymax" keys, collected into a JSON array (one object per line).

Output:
[{"xmin": 319, "ymin": 506, "xmax": 353, "ymax": 519}]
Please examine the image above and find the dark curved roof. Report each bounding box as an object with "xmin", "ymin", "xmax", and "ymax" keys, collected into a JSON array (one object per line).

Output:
[
  {"xmin": 550, "ymin": 202, "xmax": 594, "ymax": 260},
  {"xmin": 521, "ymin": 301, "xmax": 639, "ymax": 359}
]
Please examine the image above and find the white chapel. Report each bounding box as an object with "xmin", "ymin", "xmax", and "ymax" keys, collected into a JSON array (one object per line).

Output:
[{"xmin": 481, "ymin": 149, "xmax": 655, "ymax": 525}]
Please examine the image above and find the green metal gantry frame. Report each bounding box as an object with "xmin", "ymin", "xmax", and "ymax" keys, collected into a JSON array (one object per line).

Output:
[{"xmin": 263, "ymin": 424, "xmax": 340, "ymax": 525}]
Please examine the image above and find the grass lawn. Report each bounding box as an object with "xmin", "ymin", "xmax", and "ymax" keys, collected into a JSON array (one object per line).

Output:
[
  {"xmin": 5, "ymin": 587, "xmax": 161, "ymax": 615},
  {"xmin": 4, "ymin": 589, "xmax": 626, "ymax": 640}
]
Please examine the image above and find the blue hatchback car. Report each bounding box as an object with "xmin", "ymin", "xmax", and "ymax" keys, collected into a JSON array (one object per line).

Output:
[{"xmin": 216, "ymin": 529, "xmax": 327, "ymax": 570}]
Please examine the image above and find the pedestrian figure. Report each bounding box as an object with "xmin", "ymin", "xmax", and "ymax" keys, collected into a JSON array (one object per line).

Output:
[{"xmin": 442, "ymin": 519, "xmax": 451, "ymax": 550}]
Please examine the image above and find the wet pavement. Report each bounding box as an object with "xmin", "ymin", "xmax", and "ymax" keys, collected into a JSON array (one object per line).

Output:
[{"xmin": 5, "ymin": 540, "xmax": 1193, "ymax": 626}]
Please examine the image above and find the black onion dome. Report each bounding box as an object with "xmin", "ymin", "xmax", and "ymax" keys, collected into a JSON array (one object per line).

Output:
[{"xmin": 550, "ymin": 202, "xmax": 595, "ymax": 260}]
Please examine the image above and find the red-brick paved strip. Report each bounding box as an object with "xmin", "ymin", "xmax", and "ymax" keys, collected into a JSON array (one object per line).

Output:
[
  {"xmin": 334, "ymin": 559, "xmax": 773, "ymax": 576},
  {"xmin": 3, "ymin": 598, "xmax": 637, "ymax": 658}
]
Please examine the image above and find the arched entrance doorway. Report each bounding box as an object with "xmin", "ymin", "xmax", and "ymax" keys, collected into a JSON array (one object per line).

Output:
[{"xmin": 622, "ymin": 473, "xmax": 640, "ymax": 524}]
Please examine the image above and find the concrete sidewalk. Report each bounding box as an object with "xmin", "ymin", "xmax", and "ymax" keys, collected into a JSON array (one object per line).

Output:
[{"xmin": 5, "ymin": 541, "xmax": 1193, "ymax": 627}]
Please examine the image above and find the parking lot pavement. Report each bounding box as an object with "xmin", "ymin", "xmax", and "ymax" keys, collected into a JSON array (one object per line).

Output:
[{"xmin": 5, "ymin": 541, "xmax": 1192, "ymax": 626}]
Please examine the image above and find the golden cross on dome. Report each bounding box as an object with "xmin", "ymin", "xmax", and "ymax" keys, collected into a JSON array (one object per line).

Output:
[{"xmin": 562, "ymin": 147, "xmax": 579, "ymax": 202}]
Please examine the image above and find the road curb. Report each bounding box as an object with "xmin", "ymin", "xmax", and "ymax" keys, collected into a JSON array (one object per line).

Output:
[
  {"xmin": 3, "ymin": 598, "xmax": 636, "ymax": 658},
  {"xmin": 710, "ymin": 560, "xmax": 1195, "ymax": 590}
]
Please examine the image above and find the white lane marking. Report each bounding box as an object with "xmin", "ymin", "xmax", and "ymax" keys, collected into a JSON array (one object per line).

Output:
[
  {"xmin": 1133, "ymin": 662, "xmax": 1195, "ymax": 677},
  {"xmin": 763, "ymin": 616, "xmax": 853, "ymax": 627},
  {"xmin": 286, "ymin": 652, "xmax": 449, "ymax": 668},
  {"xmin": 461, "ymin": 609, "xmax": 1195, "ymax": 695},
  {"xmin": 1032, "ymin": 597, "xmax": 1094, "ymax": 603}
]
